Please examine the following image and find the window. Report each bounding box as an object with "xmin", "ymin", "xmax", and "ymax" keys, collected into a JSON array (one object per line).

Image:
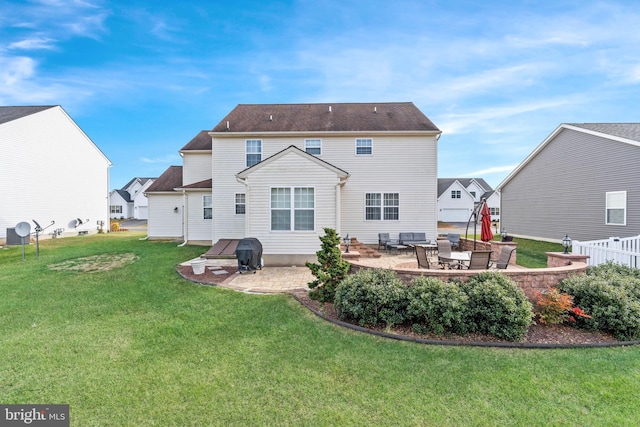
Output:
[
  {"xmin": 470, "ymin": 191, "xmax": 476, "ymax": 198},
  {"xmin": 110, "ymin": 205, "xmax": 122, "ymax": 214},
  {"xmin": 356, "ymin": 138, "xmax": 372, "ymax": 155},
  {"xmin": 235, "ymin": 193, "xmax": 246, "ymax": 215},
  {"xmin": 271, "ymin": 187, "xmax": 315, "ymax": 231},
  {"xmin": 606, "ymin": 191, "xmax": 626, "ymax": 225},
  {"xmin": 365, "ymin": 192, "xmax": 399, "ymax": 221},
  {"xmin": 246, "ymin": 139, "xmax": 262, "ymax": 167},
  {"xmin": 203, "ymin": 195, "xmax": 212, "ymax": 219},
  {"xmin": 305, "ymin": 139, "xmax": 322, "ymax": 155},
  {"xmin": 490, "ymin": 207, "xmax": 500, "ymax": 216},
  {"xmin": 451, "ymin": 190, "xmax": 461, "ymax": 199}
]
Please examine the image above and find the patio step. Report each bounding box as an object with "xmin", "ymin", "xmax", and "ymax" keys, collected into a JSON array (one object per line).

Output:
[{"xmin": 340, "ymin": 237, "xmax": 382, "ymax": 258}]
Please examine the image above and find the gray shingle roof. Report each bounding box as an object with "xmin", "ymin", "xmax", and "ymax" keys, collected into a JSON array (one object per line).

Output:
[
  {"xmin": 568, "ymin": 123, "xmax": 640, "ymax": 142},
  {"xmin": 211, "ymin": 102, "xmax": 440, "ymax": 133},
  {"xmin": 115, "ymin": 189, "xmax": 132, "ymax": 202},
  {"xmin": 437, "ymin": 178, "xmax": 492, "ymax": 197},
  {"xmin": 181, "ymin": 131, "xmax": 212, "ymax": 151},
  {"xmin": 0, "ymin": 106, "xmax": 56, "ymax": 125}
]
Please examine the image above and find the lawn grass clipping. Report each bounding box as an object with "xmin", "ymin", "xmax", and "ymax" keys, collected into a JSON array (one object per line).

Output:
[{"xmin": 1, "ymin": 233, "xmax": 639, "ymax": 425}]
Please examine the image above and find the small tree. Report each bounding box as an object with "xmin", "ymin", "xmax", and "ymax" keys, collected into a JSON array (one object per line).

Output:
[{"xmin": 306, "ymin": 227, "xmax": 351, "ymax": 303}]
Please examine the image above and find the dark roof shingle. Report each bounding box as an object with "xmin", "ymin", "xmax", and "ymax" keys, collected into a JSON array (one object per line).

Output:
[
  {"xmin": 181, "ymin": 131, "xmax": 212, "ymax": 150},
  {"xmin": 145, "ymin": 166, "xmax": 183, "ymax": 192},
  {"xmin": 568, "ymin": 123, "xmax": 640, "ymax": 142},
  {"xmin": 211, "ymin": 102, "xmax": 440, "ymax": 133},
  {"xmin": 0, "ymin": 106, "xmax": 56, "ymax": 125}
]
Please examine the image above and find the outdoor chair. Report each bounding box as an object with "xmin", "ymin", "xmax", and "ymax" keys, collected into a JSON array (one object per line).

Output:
[
  {"xmin": 494, "ymin": 245, "xmax": 515, "ymax": 269},
  {"xmin": 415, "ymin": 245, "xmax": 431, "ymax": 269},
  {"xmin": 437, "ymin": 239, "xmax": 454, "ymax": 269},
  {"xmin": 378, "ymin": 233, "xmax": 390, "ymax": 251},
  {"xmin": 464, "ymin": 250, "xmax": 492, "ymax": 270},
  {"xmin": 447, "ymin": 233, "xmax": 461, "ymax": 250}
]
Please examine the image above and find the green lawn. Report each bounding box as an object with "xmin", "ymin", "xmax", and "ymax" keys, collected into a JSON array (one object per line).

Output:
[{"xmin": 1, "ymin": 234, "xmax": 639, "ymax": 426}]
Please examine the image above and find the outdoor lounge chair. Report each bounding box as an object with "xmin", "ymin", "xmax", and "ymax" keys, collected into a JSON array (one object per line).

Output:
[
  {"xmin": 447, "ymin": 233, "xmax": 461, "ymax": 250},
  {"xmin": 494, "ymin": 245, "xmax": 515, "ymax": 269},
  {"xmin": 464, "ymin": 250, "xmax": 492, "ymax": 270},
  {"xmin": 415, "ymin": 245, "xmax": 431, "ymax": 269},
  {"xmin": 378, "ymin": 233, "xmax": 390, "ymax": 251}
]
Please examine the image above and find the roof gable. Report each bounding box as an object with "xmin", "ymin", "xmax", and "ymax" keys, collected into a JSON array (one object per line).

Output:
[
  {"xmin": 236, "ymin": 145, "xmax": 349, "ymax": 179},
  {"xmin": 145, "ymin": 166, "xmax": 183, "ymax": 192},
  {"xmin": 437, "ymin": 178, "xmax": 492, "ymax": 197},
  {"xmin": 498, "ymin": 122, "xmax": 640, "ymax": 190},
  {"xmin": 211, "ymin": 102, "xmax": 440, "ymax": 134},
  {"xmin": 0, "ymin": 106, "xmax": 55, "ymax": 125},
  {"xmin": 181, "ymin": 131, "xmax": 212, "ymax": 151}
]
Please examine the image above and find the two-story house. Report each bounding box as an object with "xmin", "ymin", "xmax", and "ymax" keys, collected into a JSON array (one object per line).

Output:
[
  {"xmin": 437, "ymin": 178, "xmax": 500, "ymax": 223},
  {"xmin": 146, "ymin": 102, "xmax": 441, "ymax": 265},
  {"xmin": 109, "ymin": 177, "xmax": 155, "ymax": 219}
]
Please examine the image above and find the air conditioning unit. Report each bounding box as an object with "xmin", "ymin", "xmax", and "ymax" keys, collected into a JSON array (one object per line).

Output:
[{"xmin": 6, "ymin": 227, "xmax": 27, "ymax": 246}]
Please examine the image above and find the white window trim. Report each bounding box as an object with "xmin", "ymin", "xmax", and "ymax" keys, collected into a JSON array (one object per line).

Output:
[
  {"xmin": 305, "ymin": 139, "xmax": 322, "ymax": 156},
  {"xmin": 235, "ymin": 193, "xmax": 246, "ymax": 215},
  {"xmin": 203, "ymin": 195, "xmax": 212, "ymax": 220},
  {"xmin": 606, "ymin": 191, "xmax": 627, "ymax": 225},
  {"xmin": 451, "ymin": 190, "xmax": 461, "ymax": 199},
  {"xmin": 364, "ymin": 192, "xmax": 400, "ymax": 221},
  {"xmin": 270, "ymin": 186, "xmax": 316, "ymax": 232},
  {"xmin": 355, "ymin": 138, "xmax": 373, "ymax": 155},
  {"xmin": 245, "ymin": 139, "xmax": 262, "ymax": 167}
]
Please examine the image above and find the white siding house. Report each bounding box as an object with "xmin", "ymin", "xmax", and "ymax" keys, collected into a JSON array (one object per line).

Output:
[
  {"xmin": 147, "ymin": 103, "xmax": 441, "ymax": 264},
  {"xmin": 109, "ymin": 177, "xmax": 155, "ymax": 219},
  {"xmin": 0, "ymin": 106, "xmax": 112, "ymax": 243},
  {"xmin": 437, "ymin": 178, "xmax": 499, "ymax": 223}
]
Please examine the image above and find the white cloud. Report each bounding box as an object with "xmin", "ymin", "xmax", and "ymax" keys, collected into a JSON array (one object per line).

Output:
[
  {"xmin": 140, "ymin": 154, "xmax": 181, "ymax": 164},
  {"xmin": 8, "ymin": 38, "xmax": 56, "ymax": 50}
]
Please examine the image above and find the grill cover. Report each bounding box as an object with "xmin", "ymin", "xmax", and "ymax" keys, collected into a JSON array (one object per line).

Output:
[{"xmin": 235, "ymin": 238, "xmax": 263, "ymax": 273}]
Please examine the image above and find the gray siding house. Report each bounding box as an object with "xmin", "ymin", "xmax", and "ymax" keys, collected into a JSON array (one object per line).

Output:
[{"xmin": 497, "ymin": 123, "xmax": 640, "ymax": 242}]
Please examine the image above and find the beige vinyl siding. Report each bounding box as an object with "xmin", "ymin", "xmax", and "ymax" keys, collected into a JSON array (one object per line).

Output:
[
  {"xmin": 212, "ymin": 134, "xmax": 438, "ymax": 245},
  {"xmin": 185, "ymin": 190, "xmax": 212, "ymax": 243},
  {"xmin": 182, "ymin": 152, "xmax": 211, "ymax": 186},
  {"xmin": 501, "ymin": 128, "xmax": 640, "ymax": 241},
  {"xmin": 242, "ymin": 151, "xmax": 340, "ymax": 255},
  {"xmin": 0, "ymin": 107, "xmax": 110, "ymax": 240},
  {"xmin": 147, "ymin": 193, "xmax": 183, "ymax": 239}
]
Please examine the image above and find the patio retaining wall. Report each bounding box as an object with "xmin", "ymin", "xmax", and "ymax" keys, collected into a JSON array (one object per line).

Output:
[{"xmin": 348, "ymin": 260, "xmax": 589, "ymax": 301}]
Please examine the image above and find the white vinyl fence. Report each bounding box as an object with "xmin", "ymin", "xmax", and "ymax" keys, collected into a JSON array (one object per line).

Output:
[{"xmin": 572, "ymin": 235, "xmax": 640, "ymax": 268}]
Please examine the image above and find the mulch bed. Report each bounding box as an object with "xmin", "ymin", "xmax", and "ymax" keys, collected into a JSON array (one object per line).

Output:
[
  {"xmin": 294, "ymin": 293, "xmax": 621, "ymax": 347},
  {"xmin": 177, "ymin": 264, "xmax": 626, "ymax": 347}
]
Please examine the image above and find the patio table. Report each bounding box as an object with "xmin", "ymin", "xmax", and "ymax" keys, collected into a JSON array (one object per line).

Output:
[{"xmin": 440, "ymin": 251, "xmax": 471, "ymax": 269}]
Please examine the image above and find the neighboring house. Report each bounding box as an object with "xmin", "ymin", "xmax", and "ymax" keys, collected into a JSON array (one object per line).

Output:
[
  {"xmin": 146, "ymin": 102, "xmax": 441, "ymax": 265},
  {"xmin": 109, "ymin": 177, "xmax": 156, "ymax": 219},
  {"xmin": 437, "ymin": 178, "xmax": 500, "ymax": 223},
  {"xmin": 0, "ymin": 105, "xmax": 112, "ymax": 243},
  {"xmin": 497, "ymin": 123, "xmax": 640, "ymax": 242}
]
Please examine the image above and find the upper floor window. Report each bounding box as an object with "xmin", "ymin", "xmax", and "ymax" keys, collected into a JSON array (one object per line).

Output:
[
  {"xmin": 270, "ymin": 187, "xmax": 315, "ymax": 231},
  {"xmin": 490, "ymin": 207, "xmax": 500, "ymax": 216},
  {"xmin": 235, "ymin": 193, "xmax": 246, "ymax": 215},
  {"xmin": 203, "ymin": 195, "xmax": 212, "ymax": 219},
  {"xmin": 606, "ymin": 191, "xmax": 626, "ymax": 225},
  {"xmin": 246, "ymin": 139, "xmax": 262, "ymax": 167},
  {"xmin": 356, "ymin": 138, "xmax": 373, "ymax": 155},
  {"xmin": 305, "ymin": 139, "xmax": 322, "ymax": 155},
  {"xmin": 470, "ymin": 191, "xmax": 476, "ymax": 198},
  {"xmin": 365, "ymin": 192, "xmax": 399, "ymax": 220},
  {"xmin": 451, "ymin": 190, "xmax": 461, "ymax": 199}
]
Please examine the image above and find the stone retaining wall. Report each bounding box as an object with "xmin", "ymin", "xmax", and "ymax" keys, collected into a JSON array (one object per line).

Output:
[{"xmin": 349, "ymin": 260, "xmax": 589, "ymax": 301}]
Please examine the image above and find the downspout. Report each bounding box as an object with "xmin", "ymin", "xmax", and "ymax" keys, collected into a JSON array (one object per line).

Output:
[
  {"xmin": 236, "ymin": 175, "xmax": 249, "ymax": 237},
  {"xmin": 178, "ymin": 190, "xmax": 188, "ymax": 246},
  {"xmin": 139, "ymin": 192, "xmax": 150, "ymax": 240},
  {"xmin": 336, "ymin": 174, "xmax": 351, "ymax": 235}
]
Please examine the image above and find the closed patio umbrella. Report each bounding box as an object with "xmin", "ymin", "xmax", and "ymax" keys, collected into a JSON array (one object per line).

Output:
[{"xmin": 480, "ymin": 200, "xmax": 494, "ymax": 242}]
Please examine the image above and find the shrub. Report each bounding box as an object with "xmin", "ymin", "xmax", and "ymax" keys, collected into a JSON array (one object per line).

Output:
[
  {"xmin": 460, "ymin": 272, "xmax": 534, "ymax": 341},
  {"xmin": 334, "ymin": 268, "xmax": 408, "ymax": 328},
  {"xmin": 559, "ymin": 267, "xmax": 640, "ymax": 340},
  {"xmin": 407, "ymin": 276, "xmax": 468, "ymax": 335},
  {"xmin": 534, "ymin": 287, "xmax": 591, "ymax": 325},
  {"xmin": 110, "ymin": 222, "xmax": 120, "ymax": 232},
  {"xmin": 306, "ymin": 228, "xmax": 351, "ymax": 303}
]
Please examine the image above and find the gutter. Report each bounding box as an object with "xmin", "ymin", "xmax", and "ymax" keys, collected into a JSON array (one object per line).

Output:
[{"xmin": 178, "ymin": 190, "xmax": 188, "ymax": 246}]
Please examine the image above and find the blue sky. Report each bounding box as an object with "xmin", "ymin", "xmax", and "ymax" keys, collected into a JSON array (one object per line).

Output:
[{"xmin": 2, "ymin": 0, "xmax": 640, "ymax": 190}]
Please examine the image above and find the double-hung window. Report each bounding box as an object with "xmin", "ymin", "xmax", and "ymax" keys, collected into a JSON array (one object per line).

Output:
[
  {"xmin": 271, "ymin": 187, "xmax": 315, "ymax": 231},
  {"xmin": 110, "ymin": 205, "xmax": 122, "ymax": 214},
  {"xmin": 246, "ymin": 139, "xmax": 262, "ymax": 167},
  {"xmin": 203, "ymin": 195, "xmax": 212, "ymax": 219},
  {"xmin": 305, "ymin": 139, "xmax": 322, "ymax": 155},
  {"xmin": 235, "ymin": 193, "xmax": 246, "ymax": 215},
  {"xmin": 606, "ymin": 191, "xmax": 626, "ymax": 225},
  {"xmin": 356, "ymin": 138, "xmax": 372, "ymax": 155},
  {"xmin": 490, "ymin": 207, "xmax": 500, "ymax": 216},
  {"xmin": 365, "ymin": 192, "xmax": 399, "ymax": 220},
  {"xmin": 451, "ymin": 190, "xmax": 461, "ymax": 199}
]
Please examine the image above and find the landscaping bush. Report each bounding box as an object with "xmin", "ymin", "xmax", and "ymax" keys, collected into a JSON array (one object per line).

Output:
[
  {"xmin": 559, "ymin": 263, "xmax": 640, "ymax": 340},
  {"xmin": 459, "ymin": 272, "xmax": 534, "ymax": 341},
  {"xmin": 407, "ymin": 276, "xmax": 468, "ymax": 335},
  {"xmin": 334, "ymin": 268, "xmax": 408, "ymax": 328},
  {"xmin": 306, "ymin": 228, "xmax": 351, "ymax": 303}
]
